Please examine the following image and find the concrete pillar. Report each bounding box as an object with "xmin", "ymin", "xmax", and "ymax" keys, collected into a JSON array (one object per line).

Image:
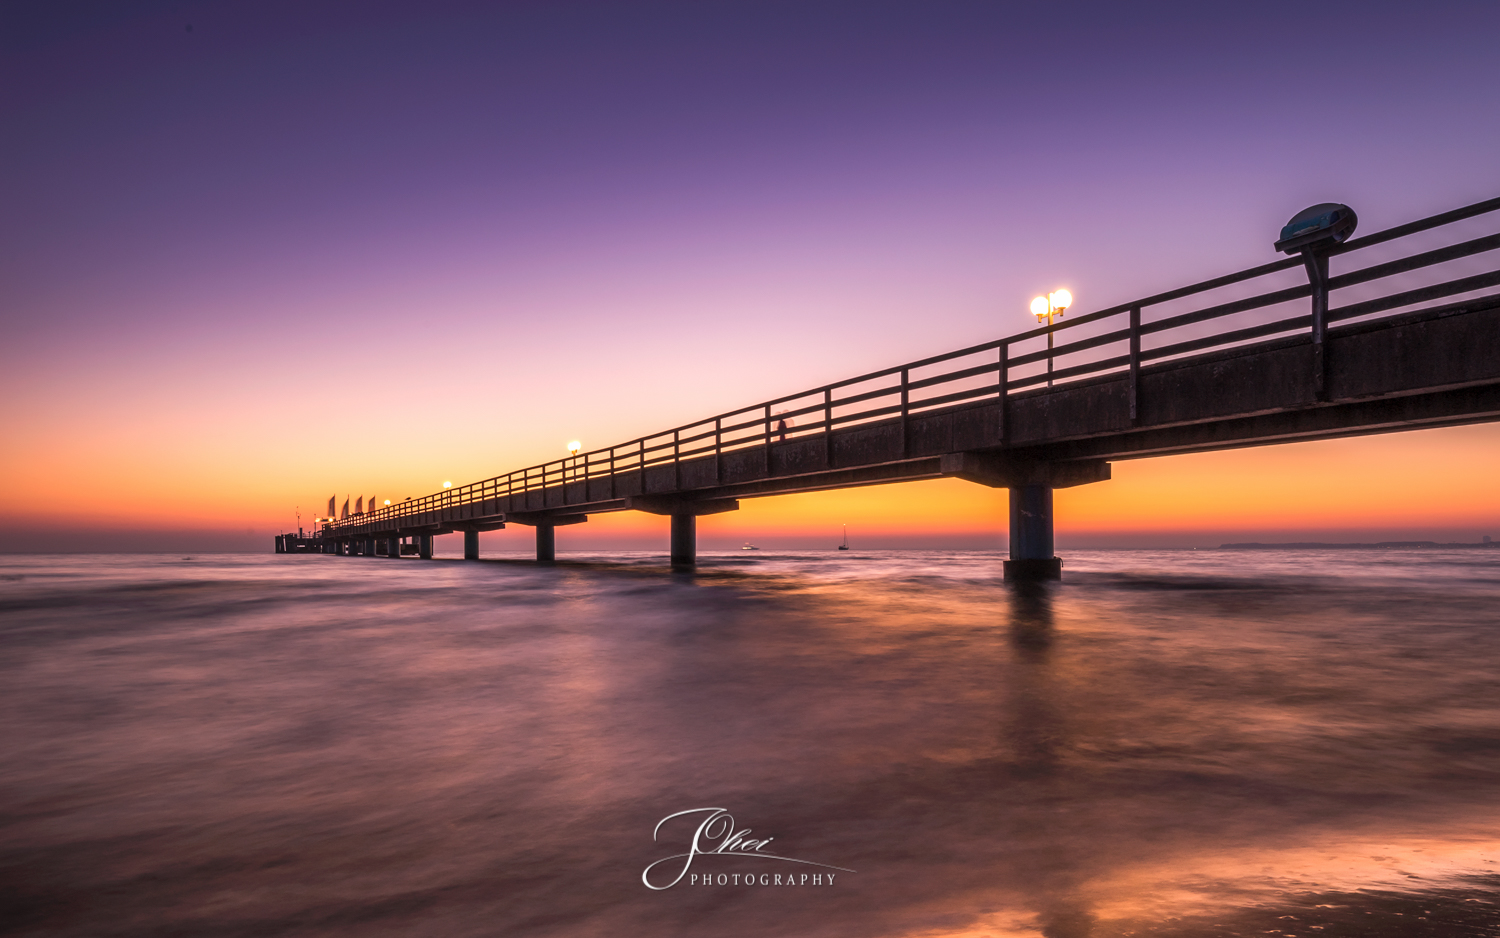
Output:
[
  {"xmin": 275, "ymin": 536, "xmax": 284, "ymax": 553},
  {"xmin": 464, "ymin": 530, "xmax": 479, "ymax": 560},
  {"xmin": 670, "ymin": 514, "xmax": 696, "ymax": 568},
  {"xmin": 419, "ymin": 534, "xmax": 433, "ymax": 559},
  {"xmin": 536, "ymin": 525, "xmax": 555, "ymax": 563},
  {"xmin": 388, "ymin": 534, "xmax": 402, "ymax": 558},
  {"xmin": 365, "ymin": 537, "xmax": 375, "ymax": 557},
  {"xmin": 1004, "ymin": 484, "xmax": 1061, "ymax": 580}
]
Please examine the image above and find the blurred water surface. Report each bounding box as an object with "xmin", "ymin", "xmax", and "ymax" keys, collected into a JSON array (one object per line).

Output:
[{"xmin": 2, "ymin": 549, "xmax": 1500, "ymax": 937}]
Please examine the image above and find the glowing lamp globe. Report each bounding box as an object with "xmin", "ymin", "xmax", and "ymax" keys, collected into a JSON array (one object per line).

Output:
[
  {"xmin": 1031, "ymin": 296, "xmax": 1049, "ymax": 320},
  {"xmin": 567, "ymin": 441, "xmax": 582, "ymax": 456},
  {"xmin": 1049, "ymin": 289, "xmax": 1072, "ymax": 311}
]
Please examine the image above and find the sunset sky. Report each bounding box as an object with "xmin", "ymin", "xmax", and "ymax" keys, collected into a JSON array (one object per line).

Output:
[{"xmin": 3, "ymin": 1, "xmax": 1498, "ymax": 552}]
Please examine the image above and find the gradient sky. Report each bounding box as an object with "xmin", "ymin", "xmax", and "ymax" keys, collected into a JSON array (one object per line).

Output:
[{"xmin": 3, "ymin": 0, "xmax": 1498, "ymax": 551}]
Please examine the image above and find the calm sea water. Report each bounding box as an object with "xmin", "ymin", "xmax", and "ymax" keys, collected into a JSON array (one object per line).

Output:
[{"xmin": 3, "ymin": 549, "xmax": 1499, "ymax": 938}]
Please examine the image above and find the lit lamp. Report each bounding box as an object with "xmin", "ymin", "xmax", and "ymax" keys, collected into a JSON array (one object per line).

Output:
[
  {"xmin": 1030, "ymin": 288, "xmax": 1072, "ymax": 387},
  {"xmin": 567, "ymin": 440, "xmax": 581, "ymax": 456}
]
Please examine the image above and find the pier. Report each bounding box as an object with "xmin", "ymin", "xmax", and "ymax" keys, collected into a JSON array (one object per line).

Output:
[{"xmin": 287, "ymin": 196, "xmax": 1500, "ymax": 577}]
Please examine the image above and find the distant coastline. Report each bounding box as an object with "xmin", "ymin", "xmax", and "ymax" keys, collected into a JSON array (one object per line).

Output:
[{"xmin": 1220, "ymin": 540, "xmax": 1496, "ymax": 550}]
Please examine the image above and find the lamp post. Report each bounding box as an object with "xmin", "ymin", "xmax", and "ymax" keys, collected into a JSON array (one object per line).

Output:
[
  {"xmin": 1030, "ymin": 289, "xmax": 1072, "ymax": 387},
  {"xmin": 567, "ymin": 441, "xmax": 581, "ymax": 482}
]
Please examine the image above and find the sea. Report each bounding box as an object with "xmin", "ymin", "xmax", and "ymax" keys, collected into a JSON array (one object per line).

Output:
[{"xmin": 2, "ymin": 548, "xmax": 1499, "ymax": 938}]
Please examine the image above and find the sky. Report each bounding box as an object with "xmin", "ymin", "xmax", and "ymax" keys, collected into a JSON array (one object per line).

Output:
[{"xmin": 2, "ymin": 0, "xmax": 1498, "ymax": 552}]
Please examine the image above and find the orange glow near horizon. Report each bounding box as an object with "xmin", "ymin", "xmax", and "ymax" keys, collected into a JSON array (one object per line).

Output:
[
  {"xmin": 1057, "ymin": 423, "xmax": 1500, "ymax": 533},
  {"xmin": 5, "ymin": 422, "xmax": 1498, "ymax": 546}
]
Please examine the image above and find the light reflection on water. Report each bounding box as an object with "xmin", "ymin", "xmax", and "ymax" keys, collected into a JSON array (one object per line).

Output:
[{"xmin": 1, "ymin": 549, "xmax": 1499, "ymax": 937}]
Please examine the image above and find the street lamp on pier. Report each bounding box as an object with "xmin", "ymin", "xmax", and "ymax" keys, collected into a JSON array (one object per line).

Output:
[{"xmin": 1030, "ymin": 289, "xmax": 1072, "ymax": 387}]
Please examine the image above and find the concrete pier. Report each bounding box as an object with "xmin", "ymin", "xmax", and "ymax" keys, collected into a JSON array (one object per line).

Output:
[
  {"xmin": 365, "ymin": 537, "xmax": 375, "ymax": 557},
  {"xmin": 387, "ymin": 534, "xmax": 401, "ymax": 558},
  {"xmin": 303, "ymin": 196, "xmax": 1500, "ymax": 584},
  {"xmin": 419, "ymin": 534, "xmax": 432, "ymax": 559},
  {"xmin": 463, "ymin": 530, "xmax": 479, "ymax": 560},
  {"xmin": 305, "ymin": 189, "xmax": 1500, "ymax": 584}
]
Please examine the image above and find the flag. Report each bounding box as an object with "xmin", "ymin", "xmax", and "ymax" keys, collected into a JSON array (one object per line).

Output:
[
  {"xmin": 370, "ymin": 496, "xmax": 377, "ymax": 513},
  {"xmin": 341, "ymin": 497, "xmax": 349, "ymax": 519},
  {"xmin": 355, "ymin": 496, "xmax": 363, "ymax": 514},
  {"xmin": 328, "ymin": 495, "xmax": 335, "ymax": 517}
]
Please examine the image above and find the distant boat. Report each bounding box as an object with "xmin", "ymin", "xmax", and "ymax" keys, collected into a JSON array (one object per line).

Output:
[
  {"xmin": 838, "ymin": 525, "xmax": 849, "ymax": 551},
  {"xmin": 741, "ymin": 544, "xmax": 759, "ymax": 551}
]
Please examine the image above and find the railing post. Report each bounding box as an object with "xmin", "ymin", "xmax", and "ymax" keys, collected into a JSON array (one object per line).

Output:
[
  {"xmin": 673, "ymin": 429, "xmax": 681, "ymax": 491},
  {"xmin": 824, "ymin": 387, "xmax": 834, "ymax": 468},
  {"xmin": 609, "ymin": 447, "xmax": 616, "ymax": 500},
  {"xmin": 997, "ymin": 342, "xmax": 1008, "ymax": 445},
  {"xmin": 714, "ymin": 417, "xmax": 722, "ymax": 485},
  {"xmin": 899, "ymin": 369, "xmax": 910, "ymax": 458},
  {"xmin": 764, "ymin": 404, "xmax": 772, "ymax": 476},
  {"xmin": 1129, "ymin": 306, "xmax": 1141, "ymax": 425}
]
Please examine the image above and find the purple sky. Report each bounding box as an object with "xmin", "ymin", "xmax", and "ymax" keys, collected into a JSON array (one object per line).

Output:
[{"xmin": 3, "ymin": 1, "xmax": 1498, "ymax": 549}]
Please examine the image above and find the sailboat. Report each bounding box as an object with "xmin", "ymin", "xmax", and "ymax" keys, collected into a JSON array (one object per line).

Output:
[{"xmin": 838, "ymin": 525, "xmax": 849, "ymax": 550}]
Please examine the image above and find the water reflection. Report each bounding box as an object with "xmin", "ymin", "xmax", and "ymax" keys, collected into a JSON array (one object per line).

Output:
[
  {"xmin": 1007, "ymin": 579, "xmax": 1055, "ymax": 655},
  {"xmin": 0, "ymin": 550, "xmax": 1498, "ymax": 937}
]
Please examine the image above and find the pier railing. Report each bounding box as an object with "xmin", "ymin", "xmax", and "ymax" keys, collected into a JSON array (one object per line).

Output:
[{"xmin": 327, "ymin": 196, "xmax": 1500, "ymax": 534}]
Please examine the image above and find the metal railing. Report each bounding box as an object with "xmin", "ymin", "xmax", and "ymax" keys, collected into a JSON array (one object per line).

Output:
[{"xmin": 326, "ymin": 196, "xmax": 1500, "ymax": 534}]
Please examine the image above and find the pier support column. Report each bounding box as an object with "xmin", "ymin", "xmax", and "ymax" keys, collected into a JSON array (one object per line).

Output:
[
  {"xmin": 365, "ymin": 537, "xmax": 375, "ymax": 557},
  {"xmin": 670, "ymin": 514, "xmax": 696, "ymax": 568},
  {"xmin": 938, "ymin": 454, "xmax": 1108, "ymax": 582},
  {"xmin": 464, "ymin": 530, "xmax": 480, "ymax": 560},
  {"xmin": 505, "ymin": 513, "xmax": 584, "ymax": 563},
  {"xmin": 419, "ymin": 535, "xmax": 433, "ymax": 559},
  {"xmin": 387, "ymin": 534, "xmax": 402, "ymax": 558},
  {"xmin": 1004, "ymin": 484, "xmax": 1061, "ymax": 580},
  {"xmin": 622, "ymin": 496, "xmax": 739, "ymax": 570}
]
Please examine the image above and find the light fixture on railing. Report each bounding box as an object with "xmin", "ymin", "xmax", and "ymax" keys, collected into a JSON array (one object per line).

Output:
[
  {"xmin": 567, "ymin": 440, "xmax": 581, "ymax": 457},
  {"xmin": 1030, "ymin": 288, "xmax": 1072, "ymax": 387},
  {"xmin": 384, "ymin": 499, "xmax": 391, "ymax": 506},
  {"xmin": 443, "ymin": 481, "xmax": 452, "ymax": 489}
]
